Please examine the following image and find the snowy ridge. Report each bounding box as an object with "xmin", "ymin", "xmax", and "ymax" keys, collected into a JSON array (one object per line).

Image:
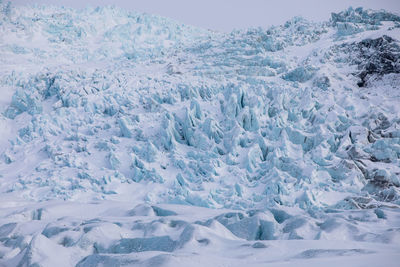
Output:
[
  {"xmin": 0, "ymin": 3, "xmax": 400, "ymax": 266},
  {"xmin": 0, "ymin": 3, "xmax": 209, "ymax": 68}
]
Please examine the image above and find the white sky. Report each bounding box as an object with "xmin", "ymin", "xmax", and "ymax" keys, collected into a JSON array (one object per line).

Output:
[{"xmin": 10, "ymin": 0, "xmax": 400, "ymax": 32}]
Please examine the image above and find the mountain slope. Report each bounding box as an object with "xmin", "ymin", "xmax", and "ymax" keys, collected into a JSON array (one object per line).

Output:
[{"xmin": 0, "ymin": 4, "xmax": 400, "ymax": 266}]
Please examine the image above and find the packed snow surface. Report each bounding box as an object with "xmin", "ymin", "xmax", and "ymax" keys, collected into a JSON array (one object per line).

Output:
[{"xmin": 0, "ymin": 3, "xmax": 400, "ymax": 266}]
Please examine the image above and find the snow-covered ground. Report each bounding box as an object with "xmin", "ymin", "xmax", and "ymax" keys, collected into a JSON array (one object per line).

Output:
[{"xmin": 0, "ymin": 3, "xmax": 400, "ymax": 266}]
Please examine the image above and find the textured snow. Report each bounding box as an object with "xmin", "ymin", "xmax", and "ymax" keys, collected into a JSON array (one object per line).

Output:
[{"xmin": 0, "ymin": 3, "xmax": 400, "ymax": 266}]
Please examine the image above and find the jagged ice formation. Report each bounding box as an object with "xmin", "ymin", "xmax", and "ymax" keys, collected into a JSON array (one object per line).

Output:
[{"xmin": 0, "ymin": 4, "xmax": 400, "ymax": 266}]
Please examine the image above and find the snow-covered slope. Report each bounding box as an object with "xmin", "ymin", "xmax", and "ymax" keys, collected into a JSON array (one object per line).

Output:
[{"xmin": 0, "ymin": 3, "xmax": 400, "ymax": 266}]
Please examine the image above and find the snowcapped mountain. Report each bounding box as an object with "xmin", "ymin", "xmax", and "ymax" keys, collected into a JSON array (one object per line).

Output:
[{"xmin": 0, "ymin": 3, "xmax": 399, "ymax": 266}]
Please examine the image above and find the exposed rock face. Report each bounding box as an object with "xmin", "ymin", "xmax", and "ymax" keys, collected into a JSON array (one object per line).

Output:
[{"xmin": 355, "ymin": 35, "xmax": 400, "ymax": 87}]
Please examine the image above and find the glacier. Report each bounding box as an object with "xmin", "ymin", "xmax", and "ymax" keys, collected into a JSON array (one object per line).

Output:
[{"xmin": 0, "ymin": 3, "xmax": 400, "ymax": 266}]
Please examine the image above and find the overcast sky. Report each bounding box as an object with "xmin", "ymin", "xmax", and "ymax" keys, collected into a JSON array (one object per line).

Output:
[{"xmin": 11, "ymin": 0, "xmax": 400, "ymax": 32}]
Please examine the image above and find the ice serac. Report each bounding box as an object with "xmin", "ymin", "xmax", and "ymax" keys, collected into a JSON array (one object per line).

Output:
[
  {"xmin": 0, "ymin": 2, "xmax": 400, "ymax": 266},
  {"xmin": 1, "ymin": 2, "xmax": 399, "ymax": 209}
]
